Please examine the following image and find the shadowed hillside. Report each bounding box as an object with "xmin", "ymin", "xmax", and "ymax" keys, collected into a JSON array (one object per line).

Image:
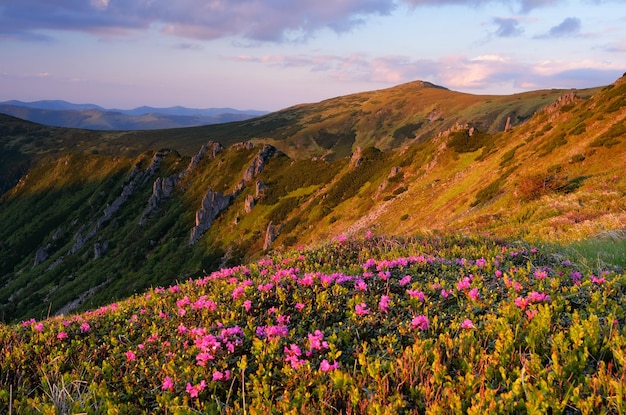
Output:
[{"xmin": 0, "ymin": 76, "xmax": 625, "ymax": 323}]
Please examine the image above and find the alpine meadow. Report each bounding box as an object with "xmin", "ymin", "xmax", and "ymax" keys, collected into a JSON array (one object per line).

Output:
[{"xmin": 1, "ymin": 74, "xmax": 626, "ymax": 413}]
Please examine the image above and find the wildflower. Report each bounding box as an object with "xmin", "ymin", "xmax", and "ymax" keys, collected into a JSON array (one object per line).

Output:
[
  {"xmin": 456, "ymin": 277, "xmax": 471, "ymax": 291},
  {"xmin": 460, "ymin": 319, "xmax": 474, "ymax": 330},
  {"xmin": 354, "ymin": 279, "xmax": 368, "ymax": 291},
  {"xmin": 514, "ymin": 296, "xmax": 529, "ymax": 310},
  {"xmin": 320, "ymin": 359, "xmax": 340, "ymax": 372},
  {"xmin": 34, "ymin": 323, "xmax": 44, "ymax": 332},
  {"xmin": 295, "ymin": 303, "xmax": 305, "ymax": 311},
  {"xmin": 80, "ymin": 322, "xmax": 90, "ymax": 333},
  {"xmin": 196, "ymin": 352, "xmax": 214, "ymax": 366},
  {"xmin": 243, "ymin": 300, "xmax": 252, "ymax": 312},
  {"xmin": 355, "ymin": 303, "xmax": 370, "ymax": 316},
  {"xmin": 177, "ymin": 324, "xmax": 188, "ymax": 334},
  {"xmin": 284, "ymin": 344, "xmax": 306, "ymax": 369},
  {"xmin": 162, "ymin": 376, "xmax": 174, "ymax": 391},
  {"xmin": 571, "ymin": 271, "xmax": 582, "ymax": 286},
  {"xmin": 186, "ymin": 381, "xmax": 206, "ymax": 398},
  {"xmin": 212, "ymin": 370, "xmax": 231, "ymax": 381},
  {"xmin": 57, "ymin": 331, "xmax": 68, "ymax": 340},
  {"xmin": 534, "ymin": 269, "xmax": 548, "ymax": 280},
  {"xmin": 411, "ymin": 315, "xmax": 429, "ymax": 331},
  {"xmin": 591, "ymin": 275, "xmax": 606, "ymax": 284},
  {"xmin": 125, "ymin": 350, "xmax": 136, "ymax": 361},
  {"xmin": 475, "ymin": 258, "xmax": 487, "ymax": 268},
  {"xmin": 378, "ymin": 295, "xmax": 389, "ymax": 313},
  {"xmin": 495, "ymin": 270, "xmax": 503, "ymax": 278},
  {"xmin": 468, "ymin": 288, "xmax": 480, "ymax": 301},
  {"xmin": 307, "ymin": 330, "xmax": 328, "ymax": 353},
  {"xmin": 440, "ymin": 289, "xmax": 451, "ymax": 299},
  {"xmin": 399, "ymin": 275, "xmax": 412, "ymax": 286},
  {"xmin": 526, "ymin": 310, "xmax": 538, "ymax": 321}
]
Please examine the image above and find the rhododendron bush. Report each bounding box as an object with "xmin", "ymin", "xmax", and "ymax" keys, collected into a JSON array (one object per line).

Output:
[{"xmin": 1, "ymin": 235, "xmax": 625, "ymax": 413}]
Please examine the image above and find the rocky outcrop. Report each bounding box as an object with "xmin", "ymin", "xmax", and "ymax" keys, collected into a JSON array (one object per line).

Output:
[
  {"xmin": 70, "ymin": 150, "xmax": 169, "ymax": 255},
  {"xmin": 243, "ymin": 145, "xmax": 276, "ymax": 183},
  {"xmin": 388, "ymin": 166, "xmax": 402, "ymax": 179},
  {"xmin": 189, "ymin": 190, "xmax": 232, "ymax": 245},
  {"xmin": 235, "ymin": 145, "xmax": 278, "ymax": 194},
  {"xmin": 256, "ymin": 180, "xmax": 267, "ymax": 198},
  {"xmin": 186, "ymin": 142, "xmax": 224, "ymax": 173},
  {"xmin": 542, "ymin": 91, "xmax": 579, "ymax": 115},
  {"xmin": 33, "ymin": 245, "xmax": 49, "ymax": 267},
  {"xmin": 94, "ymin": 241, "xmax": 109, "ymax": 259},
  {"xmin": 244, "ymin": 195, "xmax": 255, "ymax": 213},
  {"xmin": 263, "ymin": 221, "xmax": 279, "ymax": 251},
  {"xmin": 350, "ymin": 147, "xmax": 363, "ymax": 168},
  {"xmin": 140, "ymin": 142, "xmax": 224, "ymax": 225}
]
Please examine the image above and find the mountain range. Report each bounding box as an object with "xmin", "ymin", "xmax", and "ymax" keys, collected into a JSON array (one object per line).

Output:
[
  {"xmin": 0, "ymin": 100, "xmax": 268, "ymax": 130},
  {"xmin": 0, "ymin": 75, "xmax": 625, "ymax": 323}
]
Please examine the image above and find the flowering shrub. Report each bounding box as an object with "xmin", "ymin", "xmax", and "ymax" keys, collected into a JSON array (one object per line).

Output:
[{"xmin": 0, "ymin": 234, "xmax": 625, "ymax": 413}]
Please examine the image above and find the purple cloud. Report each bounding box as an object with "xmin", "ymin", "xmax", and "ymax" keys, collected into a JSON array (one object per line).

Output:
[
  {"xmin": 539, "ymin": 17, "xmax": 582, "ymax": 38},
  {"xmin": 402, "ymin": 0, "xmax": 560, "ymax": 13},
  {"xmin": 493, "ymin": 17, "xmax": 524, "ymax": 37},
  {"xmin": 0, "ymin": 0, "xmax": 397, "ymax": 42},
  {"xmin": 232, "ymin": 51, "xmax": 623, "ymax": 92}
]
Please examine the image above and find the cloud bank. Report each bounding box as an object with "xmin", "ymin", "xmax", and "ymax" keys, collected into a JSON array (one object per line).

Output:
[{"xmin": 0, "ymin": 0, "xmax": 572, "ymax": 42}]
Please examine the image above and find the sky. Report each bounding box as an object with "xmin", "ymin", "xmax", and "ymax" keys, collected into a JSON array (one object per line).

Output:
[{"xmin": 1, "ymin": 0, "xmax": 625, "ymax": 111}]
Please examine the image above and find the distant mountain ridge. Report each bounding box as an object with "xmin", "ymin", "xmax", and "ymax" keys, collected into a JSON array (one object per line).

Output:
[{"xmin": 0, "ymin": 100, "xmax": 268, "ymax": 130}]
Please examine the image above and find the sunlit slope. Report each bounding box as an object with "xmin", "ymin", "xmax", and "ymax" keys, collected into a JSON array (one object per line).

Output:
[{"xmin": 0, "ymin": 76, "xmax": 624, "ymax": 323}]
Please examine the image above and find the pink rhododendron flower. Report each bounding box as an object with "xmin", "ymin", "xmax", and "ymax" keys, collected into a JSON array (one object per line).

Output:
[
  {"xmin": 378, "ymin": 295, "xmax": 389, "ymax": 313},
  {"xmin": 354, "ymin": 279, "xmax": 368, "ymax": 291},
  {"xmin": 440, "ymin": 289, "xmax": 451, "ymax": 299},
  {"xmin": 526, "ymin": 309, "xmax": 538, "ymax": 321},
  {"xmin": 514, "ymin": 296, "xmax": 529, "ymax": 310},
  {"xmin": 495, "ymin": 270, "xmax": 503, "ymax": 277},
  {"xmin": 460, "ymin": 319, "xmax": 474, "ymax": 329},
  {"xmin": 355, "ymin": 303, "xmax": 370, "ymax": 316},
  {"xmin": 456, "ymin": 277, "xmax": 471, "ymax": 291},
  {"xmin": 411, "ymin": 315, "xmax": 429, "ymax": 331},
  {"xmin": 320, "ymin": 359, "xmax": 340, "ymax": 372},
  {"xmin": 80, "ymin": 322, "xmax": 90, "ymax": 333},
  {"xmin": 243, "ymin": 300, "xmax": 252, "ymax": 312},
  {"xmin": 34, "ymin": 323, "xmax": 44, "ymax": 332},
  {"xmin": 284, "ymin": 344, "xmax": 306, "ymax": 369},
  {"xmin": 57, "ymin": 331, "xmax": 68, "ymax": 340},
  {"xmin": 212, "ymin": 370, "xmax": 231, "ymax": 381},
  {"xmin": 295, "ymin": 303, "xmax": 305, "ymax": 311},
  {"xmin": 399, "ymin": 275, "xmax": 412, "ymax": 286},
  {"xmin": 125, "ymin": 350, "xmax": 136, "ymax": 361},
  {"xmin": 162, "ymin": 376, "xmax": 174, "ymax": 391},
  {"xmin": 591, "ymin": 275, "xmax": 606, "ymax": 284},
  {"xmin": 468, "ymin": 288, "xmax": 480, "ymax": 301}
]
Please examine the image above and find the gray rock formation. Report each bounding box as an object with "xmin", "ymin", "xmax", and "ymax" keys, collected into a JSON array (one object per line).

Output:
[
  {"xmin": 256, "ymin": 180, "xmax": 267, "ymax": 198},
  {"xmin": 189, "ymin": 190, "xmax": 232, "ymax": 244},
  {"xmin": 244, "ymin": 195, "xmax": 255, "ymax": 213},
  {"xmin": 33, "ymin": 246, "xmax": 49, "ymax": 267},
  {"xmin": 94, "ymin": 241, "xmax": 109, "ymax": 259},
  {"xmin": 242, "ymin": 145, "xmax": 276, "ymax": 183},
  {"xmin": 263, "ymin": 221, "xmax": 279, "ymax": 251}
]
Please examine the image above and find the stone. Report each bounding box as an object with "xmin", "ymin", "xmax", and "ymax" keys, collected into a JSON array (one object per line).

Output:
[{"xmin": 189, "ymin": 190, "xmax": 232, "ymax": 244}]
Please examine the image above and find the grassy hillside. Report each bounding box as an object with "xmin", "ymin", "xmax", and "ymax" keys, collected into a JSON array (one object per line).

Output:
[
  {"xmin": 0, "ymin": 76, "xmax": 625, "ymax": 325},
  {"xmin": 1, "ymin": 235, "xmax": 625, "ymax": 413}
]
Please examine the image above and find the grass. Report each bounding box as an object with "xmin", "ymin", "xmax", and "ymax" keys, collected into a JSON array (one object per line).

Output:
[{"xmin": 563, "ymin": 236, "xmax": 626, "ymax": 271}]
